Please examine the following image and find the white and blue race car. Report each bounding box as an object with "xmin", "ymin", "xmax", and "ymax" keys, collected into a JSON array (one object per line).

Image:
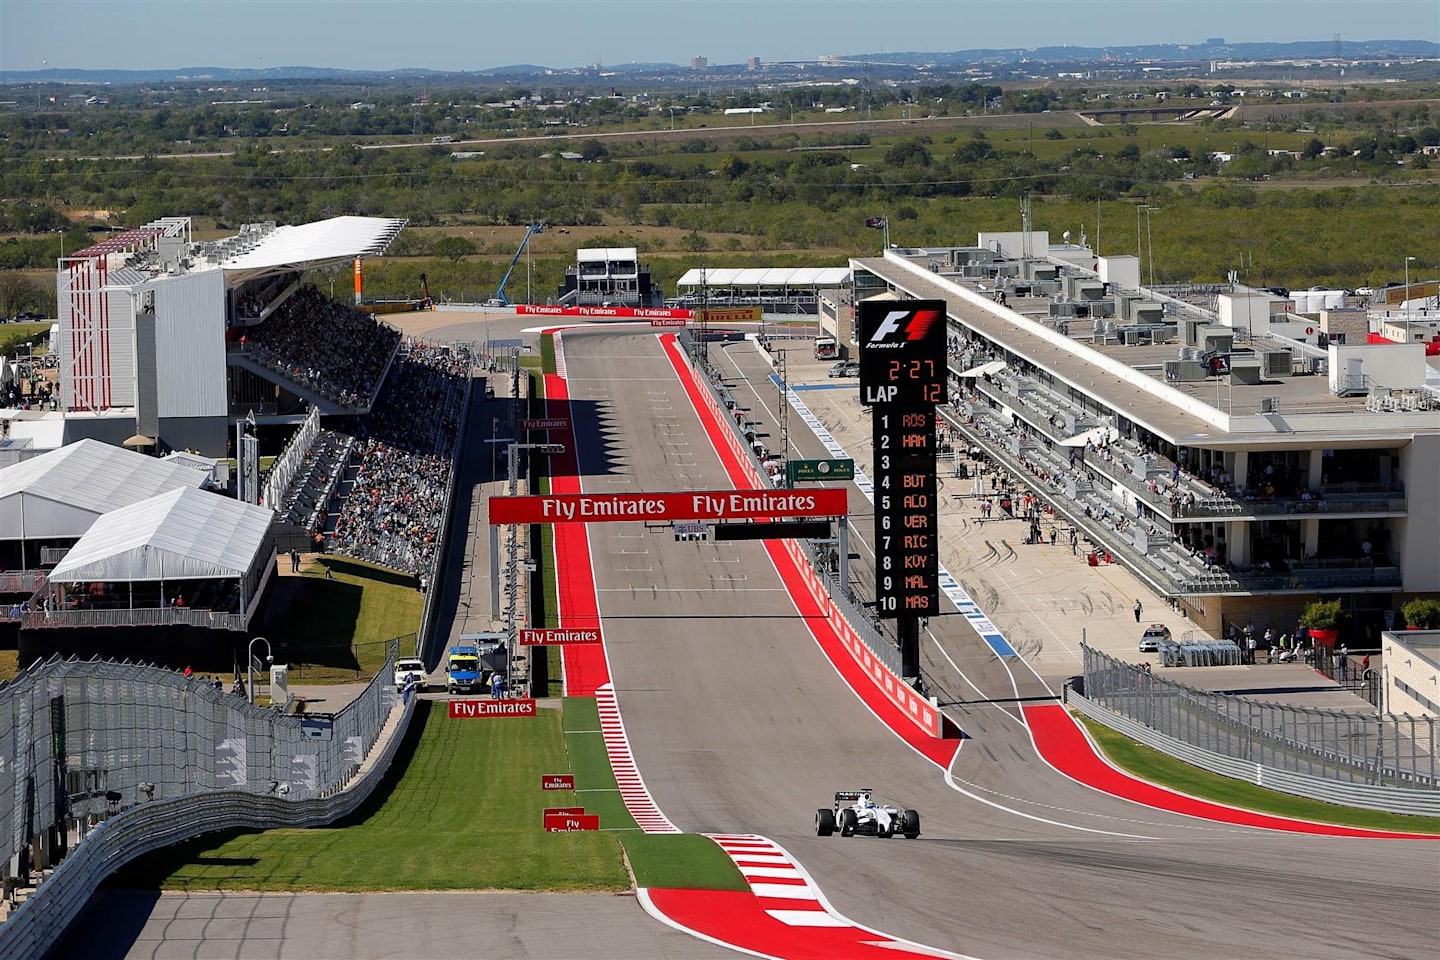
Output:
[{"xmin": 816, "ymin": 788, "xmax": 921, "ymax": 839}]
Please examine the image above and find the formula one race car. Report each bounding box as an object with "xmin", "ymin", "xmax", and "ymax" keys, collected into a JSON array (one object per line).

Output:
[{"xmin": 816, "ymin": 788, "xmax": 921, "ymax": 839}]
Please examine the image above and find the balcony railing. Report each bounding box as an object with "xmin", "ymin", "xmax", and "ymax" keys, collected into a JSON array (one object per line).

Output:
[
  {"xmin": 1173, "ymin": 496, "xmax": 1408, "ymax": 519},
  {"xmin": 20, "ymin": 605, "xmax": 248, "ymax": 631},
  {"xmin": 0, "ymin": 570, "xmax": 47, "ymax": 595}
]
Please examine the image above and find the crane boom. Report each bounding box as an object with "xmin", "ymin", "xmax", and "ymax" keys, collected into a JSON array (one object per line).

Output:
[{"xmin": 495, "ymin": 222, "xmax": 544, "ymax": 305}]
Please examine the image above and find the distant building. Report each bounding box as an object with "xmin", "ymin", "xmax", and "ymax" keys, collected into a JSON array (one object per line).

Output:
[
  {"xmin": 747, "ymin": 57, "xmax": 761, "ymax": 71},
  {"xmin": 558, "ymin": 248, "xmax": 663, "ymax": 308},
  {"xmin": 690, "ymin": 56, "xmax": 708, "ymax": 70}
]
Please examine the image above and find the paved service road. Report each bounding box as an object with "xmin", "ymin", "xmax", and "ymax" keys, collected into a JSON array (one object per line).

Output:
[{"xmin": 559, "ymin": 328, "xmax": 1438, "ymax": 960}]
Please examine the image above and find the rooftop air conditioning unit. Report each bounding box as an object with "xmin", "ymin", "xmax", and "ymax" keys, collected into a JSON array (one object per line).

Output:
[
  {"xmin": 1258, "ymin": 397, "xmax": 1280, "ymax": 414},
  {"xmin": 1262, "ymin": 350, "xmax": 1293, "ymax": 377}
]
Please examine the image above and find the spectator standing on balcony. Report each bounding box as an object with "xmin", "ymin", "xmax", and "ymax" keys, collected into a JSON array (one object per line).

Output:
[
  {"xmin": 1246, "ymin": 632, "xmax": 1257, "ymax": 665},
  {"xmin": 1133, "ymin": 599, "xmax": 1143, "ymax": 623}
]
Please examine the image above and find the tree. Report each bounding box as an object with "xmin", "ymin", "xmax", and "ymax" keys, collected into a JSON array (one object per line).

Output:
[
  {"xmin": 432, "ymin": 236, "xmax": 478, "ymax": 262},
  {"xmin": 0, "ymin": 273, "xmax": 41, "ymax": 319}
]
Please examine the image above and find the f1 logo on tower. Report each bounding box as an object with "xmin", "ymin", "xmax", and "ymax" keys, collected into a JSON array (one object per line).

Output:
[{"xmin": 867, "ymin": 308, "xmax": 943, "ymax": 348}]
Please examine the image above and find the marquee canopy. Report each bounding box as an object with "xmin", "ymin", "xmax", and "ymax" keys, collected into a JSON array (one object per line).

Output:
[
  {"xmin": 49, "ymin": 486, "xmax": 274, "ymax": 583},
  {"xmin": 0, "ymin": 439, "xmax": 204, "ymax": 542}
]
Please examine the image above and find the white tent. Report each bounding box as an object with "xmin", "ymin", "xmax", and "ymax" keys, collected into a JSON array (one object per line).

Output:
[
  {"xmin": 0, "ymin": 438, "xmax": 204, "ymax": 542},
  {"xmin": 955, "ymin": 360, "xmax": 1007, "ymax": 378},
  {"xmin": 1058, "ymin": 425, "xmax": 1121, "ymax": 448},
  {"xmin": 49, "ymin": 486, "xmax": 274, "ymax": 583}
]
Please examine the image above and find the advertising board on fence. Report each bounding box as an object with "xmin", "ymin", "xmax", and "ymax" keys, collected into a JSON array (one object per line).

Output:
[{"xmin": 515, "ymin": 305, "xmax": 692, "ymax": 320}]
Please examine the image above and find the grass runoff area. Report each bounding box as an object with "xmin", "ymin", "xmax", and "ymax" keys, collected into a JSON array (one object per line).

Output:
[
  {"xmin": 265, "ymin": 555, "xmax": 424, "ymax": 682},
  {"xmin": 116, "ymin": 697, "xmax": 743, "ymax": 893},
  {"xmin": 1076, "ymin": 715, "xmax": 1440, "ymax": 835}
]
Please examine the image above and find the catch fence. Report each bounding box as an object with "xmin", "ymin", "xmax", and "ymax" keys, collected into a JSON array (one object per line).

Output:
[
  {"xmin": 1081, "ymin": 645, "xmax": 1438, "ymax": 802},
  {"xmin": 0, "ymin": 642, "xmax": 400, "ymax": 890}
]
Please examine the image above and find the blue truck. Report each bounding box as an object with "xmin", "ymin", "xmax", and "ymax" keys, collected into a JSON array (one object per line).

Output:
[{"xmin": 446, "ymin": 645, "xmax": 482, "ymax": 695}]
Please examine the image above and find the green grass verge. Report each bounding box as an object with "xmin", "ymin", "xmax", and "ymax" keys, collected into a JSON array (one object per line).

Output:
[
  {"xmin": 114, "ymin": 700, "xmax": 629, "ymax": 893},
  {"xmin": 0, "ymin": 322, "xmax": 49, "ymax": 355},
  {"xmin": 540, "ymin": 333, "xmax": 556, "ymax": 374},
  {"xmin": 264, "ymin": 556, "xmax": 423, "ymax": 682},
  {"xmin": 564, "ymin": 697, "xmax": 748, "ymax": 891},
  {"xmin": 1075, "ymin": 714, "xmax": 1440, "ymax": 835},
  {"xmin": 0, "ymin": 650, "xmax": 18, "ymax": 683}
]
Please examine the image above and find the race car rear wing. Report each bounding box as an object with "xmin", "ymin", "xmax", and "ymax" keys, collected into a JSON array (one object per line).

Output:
[{"xmin": 834, "ymin": 788, "xmax": 874, "ymax": 803}]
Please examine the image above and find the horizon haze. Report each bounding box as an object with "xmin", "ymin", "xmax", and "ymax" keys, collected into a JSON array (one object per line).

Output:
[{"xmin": 2, "ymin": 0, "xmax": 1438, "ymax": 74}]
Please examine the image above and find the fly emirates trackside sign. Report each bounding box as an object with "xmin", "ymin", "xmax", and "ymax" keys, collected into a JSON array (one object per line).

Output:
[
  {"xmin": 449, "ymin": 699, "xmax": 537, "ymax": 718},
  {"xmin": 519, "ymin": 628, "xmax": 602, "ymax": 645},
  {"xmin": 488, "ymin": 489, "xmax": 849, "ymax": 525}
]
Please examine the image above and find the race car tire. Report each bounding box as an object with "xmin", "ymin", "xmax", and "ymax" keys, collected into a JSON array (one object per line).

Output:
[
  {"xmin": 816, "ymin": 808, "xmax": 836, "ymax": 837},
  {"xmin": 902, "ymin": 810, "xmax": 921, "ymax": 839},
  {"xmin": 839, "ymin": 809, "xmax": 858, "ymax": 837}
]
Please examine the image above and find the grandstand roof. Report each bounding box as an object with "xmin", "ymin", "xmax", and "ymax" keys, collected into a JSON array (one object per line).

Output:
[
  {"xmin": 0, "ymin": 439, "xmax": 205, "ymax": 542},
  {"xmin": 49, "ymin": 486, "xmax": 273, "ymax": 583},
  {"xmin": 675, "ymin": 267, "xmax": 851, "ymax": 288},
  {"xmin": 220, "ymin": 216, "xmax": 408, "ymax": 284}
]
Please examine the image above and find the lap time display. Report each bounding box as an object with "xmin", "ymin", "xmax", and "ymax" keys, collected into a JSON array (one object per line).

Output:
[
  {"xmin": 858, "ymin": 300, "xmax": 948, "ymax": 408},
  {"xmin": 860, "ymin": 298, "xmax": 947, "ymax": 619}
]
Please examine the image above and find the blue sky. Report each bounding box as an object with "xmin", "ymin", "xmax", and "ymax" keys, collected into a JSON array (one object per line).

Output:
[{"xmin": 2, "ymin": 0, "xmax": 1435, "ymax": 72}]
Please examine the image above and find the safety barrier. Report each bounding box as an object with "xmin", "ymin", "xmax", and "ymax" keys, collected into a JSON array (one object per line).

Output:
[
  {"xmin": 677, "ymin": 336, "xmax": 944, "ymax": 739},
  {"xmin": 416, "ymin": 372, "xmax": 473, "ymax": 663},
  {"xmin": 0, "ymin": 646, "xmax": 412, "ymax": 958},
  {"xmin": 0, "ymin": 696, "xmax": 415, "ymax": 959},
  {"xmin": 1082, "ymin": 650, "xmax": 1434, "ymax": 805},
  {"xmin": 1069, "ymin": 689, "xmax": 1440, "ymax": 817}
]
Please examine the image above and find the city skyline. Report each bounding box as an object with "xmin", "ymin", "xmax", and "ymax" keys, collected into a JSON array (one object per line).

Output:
[{"xmin": 2, "ymin": 0, "xmax": 1436, "ymax": 74}]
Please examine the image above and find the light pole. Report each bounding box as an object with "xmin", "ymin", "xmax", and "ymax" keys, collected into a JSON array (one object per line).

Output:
[
  {"xmin": 247, "ymin": 636, "xmax": 272, "ymax": 704},
  {"xmin": 668, "ymin": 106, "xmax": 677, "ymax": 131},
  {"xmin": 1144, "ymin": 206, "xmax": 1158, "ymax": 287},
  {"xmin": 1403, "ymin": 255, "xmax": 1417, "ymax": 341}
]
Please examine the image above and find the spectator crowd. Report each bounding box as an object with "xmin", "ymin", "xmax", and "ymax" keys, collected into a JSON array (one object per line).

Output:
[
  {"xmin": 327, "ymin": 342, "xmax": 470, "ymax": 576},
  {"xmin": 242, "ymin": 285, "xmax": 400, "ymax": 409}
]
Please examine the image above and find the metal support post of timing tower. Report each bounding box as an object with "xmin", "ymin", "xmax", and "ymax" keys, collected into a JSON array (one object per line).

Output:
[
  {"xmin": 838, "ymin": 516, "xmax": 851, "ymax": 603},
  {"xmin": 898, "ymin": 616, "xmax": 920, "ymax": 688}
]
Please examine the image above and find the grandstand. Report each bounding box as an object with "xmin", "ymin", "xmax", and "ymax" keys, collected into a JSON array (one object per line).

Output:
[
  {"xmin": 325, "ymin": 343, "xmax": 471, "ymax": 575},
  {"xmin": 51, "ymin": 215, "xmax": 407, "ymax": 458}
]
